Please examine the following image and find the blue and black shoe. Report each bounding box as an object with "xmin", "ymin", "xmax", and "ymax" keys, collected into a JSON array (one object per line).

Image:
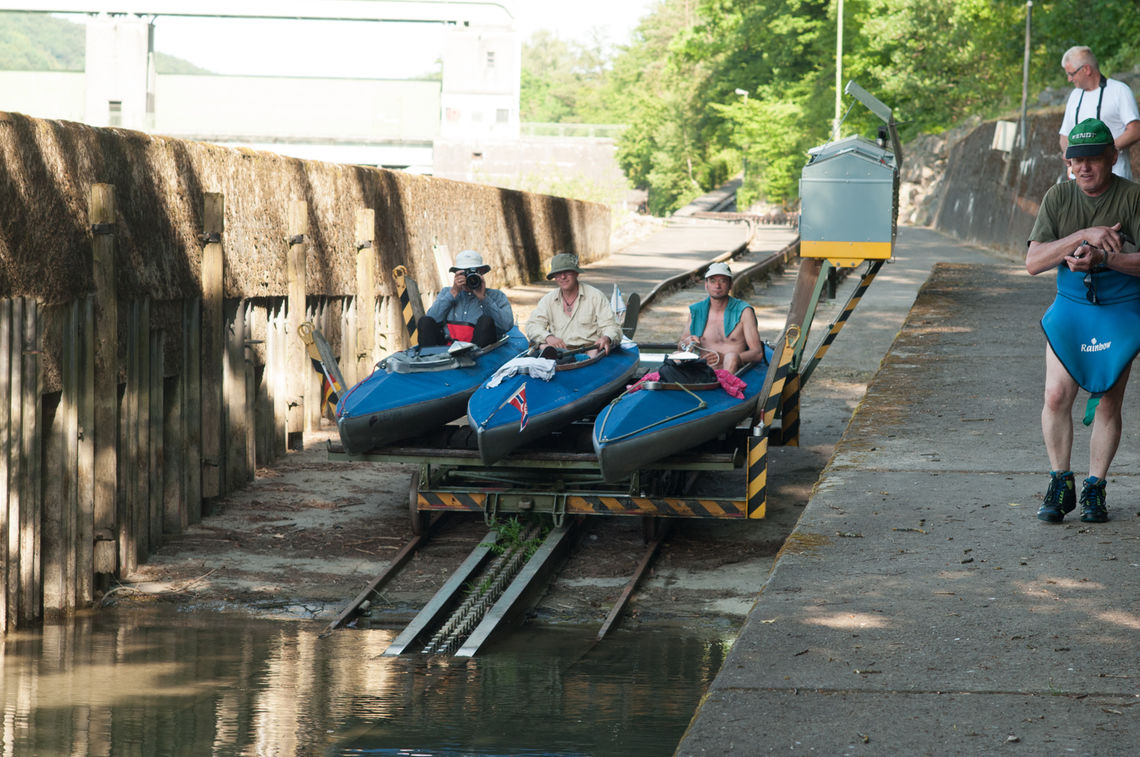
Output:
[
  {"xmin": 1037, "ymin": 471, "xmax": 1076, "ymax": 523},
  {"xmin": 1079, "ymin": 477, "xmax": 1108, "ymax": 523}
]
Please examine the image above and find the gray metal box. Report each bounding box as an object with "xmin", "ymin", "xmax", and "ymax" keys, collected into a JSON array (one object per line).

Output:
[{"xmin": 799, "ymin": 135, "xmax": 898, "ymax": 264}]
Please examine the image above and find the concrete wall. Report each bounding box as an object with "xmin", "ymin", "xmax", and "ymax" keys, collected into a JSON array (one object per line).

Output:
[
  {"xmin": 900, "ymin": 108, "xmax": 1138, "ymax": 261},
  {"xmin": 0, "ymin": 110, "xmax": 609, "ymax": 307}
]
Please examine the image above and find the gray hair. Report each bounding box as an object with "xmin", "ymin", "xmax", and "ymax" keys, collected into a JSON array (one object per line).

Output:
[{"xmin": 1061, "ymin": 46, "xmax": 1097, "ymax": 70}]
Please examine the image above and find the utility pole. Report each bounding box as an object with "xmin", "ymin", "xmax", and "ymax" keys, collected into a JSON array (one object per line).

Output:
[
  {"xmin": 1019, "ymin": 1, "xmax": 1033, "ymax": 149},
  {"xmin": 833, "ymin": 0, "xmax": 844, "ymax": 141}
]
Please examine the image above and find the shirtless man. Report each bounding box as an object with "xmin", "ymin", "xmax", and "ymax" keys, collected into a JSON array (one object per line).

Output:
[{"xmin": 677, "ymin": 262, "xmax": 765, "ymax": 372}]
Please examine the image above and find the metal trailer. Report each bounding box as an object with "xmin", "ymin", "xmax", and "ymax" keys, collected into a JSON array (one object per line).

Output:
[{"xmin": 322, "ymin": 81, "xmax": 902, "ymax": 533}]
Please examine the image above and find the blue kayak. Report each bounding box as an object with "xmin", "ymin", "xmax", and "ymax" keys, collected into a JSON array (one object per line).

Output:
[
  {"xmin": 467, "ymin": 342, "xmax": 641, "ymax": 466},
  {"xmin": 592, "ymin": 346, "xmax": 773, "ymax": 482},
  {"xmin": 335, "ymin": 328, "xmax": 529, "ymax": 454}
]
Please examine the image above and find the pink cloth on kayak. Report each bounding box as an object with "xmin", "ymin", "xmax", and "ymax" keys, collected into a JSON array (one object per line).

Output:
[{"xmin": 627, "ymin": 369, "xmax": 746, "ymax": 399}]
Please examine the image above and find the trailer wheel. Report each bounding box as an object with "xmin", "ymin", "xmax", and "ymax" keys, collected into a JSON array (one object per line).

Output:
[{"xmin": 409, "ymin": 471, "xmax": 427, "ymax": 535}]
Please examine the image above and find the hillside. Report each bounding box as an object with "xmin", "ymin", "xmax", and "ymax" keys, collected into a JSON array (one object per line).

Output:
[{"xmin": 0, "ymin": 12, "xmax": 209, "ymax": 74}]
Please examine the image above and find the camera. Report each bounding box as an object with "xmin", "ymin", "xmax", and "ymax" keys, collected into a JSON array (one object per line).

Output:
[{"xmin": 463, "ymin": 269, "xmax": 483, "ymax": 290}]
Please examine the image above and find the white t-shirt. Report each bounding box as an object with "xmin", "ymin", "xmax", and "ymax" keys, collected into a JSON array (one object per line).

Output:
[{"xmin": 1060, "ymin": 77, "xmax": 1140, "ymax": 179}]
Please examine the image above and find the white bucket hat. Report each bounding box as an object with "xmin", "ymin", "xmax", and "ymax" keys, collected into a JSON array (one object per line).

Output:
[{"xmin": 450, "ymin": 249, "xmax": 491, "ymax": 273}]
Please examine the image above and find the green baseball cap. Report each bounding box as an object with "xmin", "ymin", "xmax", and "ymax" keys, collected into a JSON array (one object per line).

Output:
[{"xmin": 1066, "ymin": 118, "xmax": 1114, "ymax": 158}]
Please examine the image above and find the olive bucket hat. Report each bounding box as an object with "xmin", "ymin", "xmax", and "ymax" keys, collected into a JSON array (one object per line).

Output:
[{"xmin": 546, "ymin": 252, "xmax": 583, "ymax": 279}]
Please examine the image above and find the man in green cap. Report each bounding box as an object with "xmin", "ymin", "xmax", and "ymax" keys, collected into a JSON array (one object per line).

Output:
[
  {"xmin": 526, "ymin": 252, "xmax": 622, "ymax": 357},
  {"xmin": 1027, "ymin": 118, "xmax": 1140, "ymax": 524}
]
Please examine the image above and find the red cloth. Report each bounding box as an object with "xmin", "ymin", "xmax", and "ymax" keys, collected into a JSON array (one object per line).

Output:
[
  {"xmin": 446, "ymin": 322, "xmax": 475, "ymax": 342},
  {"xmin": 627, "ymin": 369, "xmax": 746, "ymax": 399}
]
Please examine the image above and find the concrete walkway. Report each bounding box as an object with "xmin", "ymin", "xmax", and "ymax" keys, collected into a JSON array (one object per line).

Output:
[
  {"xmin": 676, "ymin": 228, "xmax": 1140, "ymax": 754},
  {"xmin": 503, "ymin": 216, "xmax": 793, "ymax": 324}
]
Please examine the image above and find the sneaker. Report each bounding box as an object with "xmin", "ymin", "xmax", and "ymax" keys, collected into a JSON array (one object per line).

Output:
[
  {"xmin": 1037, "ymin": 471, "xmax": 1076, "ymax": 523},
  {"xmin": 1079, "ymin": 478, "xmax": 1108, "ymax": 523}
]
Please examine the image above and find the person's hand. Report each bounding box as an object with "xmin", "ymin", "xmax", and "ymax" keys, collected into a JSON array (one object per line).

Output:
[
  {"xmin": 468, "ymin": 277, "xmax": 486, "ymax": 300},
  {"xmin": 450, "ymin": 271, "xmax": 467, "ymax": 296},
  {"xmin": 678, "ymin": 335, "xmax": 699, "ymax": 351},
  {"xmin": 545, "ymin": 335, "xmax": 567, "ymax": 350},
  {"xmin": 1066, "ymin": 241, "xmax": 1107, "ymax": 272},
  {"xmin": 1083, "ymin": 222, "xmax": 1124, "ymax": 254},
  {"xmin": 595, "ymin": 335, "xmax": 612, "ymax": 355}
]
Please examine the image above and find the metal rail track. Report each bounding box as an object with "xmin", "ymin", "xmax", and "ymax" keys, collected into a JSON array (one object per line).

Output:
[{"xmin": 384, "ymin": 519, "xmax": 579, "ymax": 657}]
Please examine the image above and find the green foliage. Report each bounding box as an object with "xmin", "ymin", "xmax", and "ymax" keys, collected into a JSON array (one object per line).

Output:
[
  {"xmin": 0, "ymin": 12, "xmax": 85, "ymax": 70},
  {"xmin": 521, "ymin": 30, "xmax": 616, "ymax": 123},
  {"xmin": 594, "ymin": 0, "xmax": 1140, "ymax": 214},
  {"xmin": 482, "ymin": 516, "xmax": 549, "ymax": 560},
  {"xmin": 0, "ymin": 12, "xmax": 210, "ymax": 74}
]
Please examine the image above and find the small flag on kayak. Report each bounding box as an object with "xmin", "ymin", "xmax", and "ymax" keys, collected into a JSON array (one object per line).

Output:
[
  {"xmin": 312, "ymin": 358, "xmax": 341, "ymax": 420},
  {"xmin": 507, "ymin": 384, "xmax": 528, "ymax": 430},
  {"xmin": 611, "ymin": 284, "xmax": 626, "ymax": 319}
]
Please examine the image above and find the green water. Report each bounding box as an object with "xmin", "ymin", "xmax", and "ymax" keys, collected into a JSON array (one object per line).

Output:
[{"xmin": 0, "ymin": 608, "xmax": 729, "ymax": 756}]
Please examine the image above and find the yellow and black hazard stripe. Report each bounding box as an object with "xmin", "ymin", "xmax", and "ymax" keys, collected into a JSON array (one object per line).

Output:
[
  {"xmin": 569, "ymin": 495, "xmax": 746, "ymax": 519},
  {"xmin": 759, "ymin": 326, "xmax": 800, "ymax": 428},
  {"xmin": 746, "ymin": 434, "xmax": 767, "ymax": 519},
  {"xmin": 799, "ymin": 259, "xmax": 884, "ymax": 385},
  {"xmin": 392, "ymin": 265, "xmax": 418, "ymax": 346},
  {"xmin": 415, "ymin": 490, "xmax": 747, "ymax": 519},
  {"xmin": 778, "ymin": 371, "xmax": 801, "ymax": 446}
]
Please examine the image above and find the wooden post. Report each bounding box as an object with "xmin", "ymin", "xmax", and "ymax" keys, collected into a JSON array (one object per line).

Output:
[
  {"xmin": 119, "ymin": 300, "xmax": 137, "ymax": 574},
  {"xmin": 90, "ymin": 184, "xmax": 118, "ymax": 576},
  {"xmin": 163, "ymin": 369, "xmax": 186, "ymax": 535},
  {"xmin": 183, "ymin": 298, "xmax": 202, "ymax": 525},
  {"xmin": 287, "ymin": 200, "xmax": 308, "ymax": 447},
  {"xmin": 270, "ymin": 302, "xmax": 289, "ymax": 457},
  {"xmin": 21, "ymin": 299, "xmax": 41, "ymax": 621},
  {"xmin": 249, "ymin": 305, "xmax": 273, "ymax": 467},
  {"xmin": 76, "ymin": 296, "xmax": 95, "ymax": 604},
  {"xmin": 45, "ymin": 299, "xmax": 83, "ymax": 615},
  {"xmin": 1, "ymin": 298, "xmax": 11, "ymax": 630},
  {"xmin": 224, "ymin": 299, "xmax": 250, "ymax": 486},
  {"xmin": 201, "ymin": 193, "xmax": 224, "ymax": 500},
  {"xmin": 243, "ymin": 308, "xmax": 256, "ymax": 476},
  {"xmin": 8, "ymin": 298, "xmax": 25, "ymax": 623},
  {"xmin": 149, "ymin": 328, "xmax": 164, "ymax": 550},
  {"xmin": 355, "ymin": 209, "xmax": 377, "ymax": 382}
]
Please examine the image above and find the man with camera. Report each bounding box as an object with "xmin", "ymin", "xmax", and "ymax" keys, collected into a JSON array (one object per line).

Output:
[
  {"xmin": 1027, "ymin": 118, "xmax": 1140, "ymax": 524},
  {"xmin": 419, "ymin": 249, "xmax": 514, "ymax": 348}
]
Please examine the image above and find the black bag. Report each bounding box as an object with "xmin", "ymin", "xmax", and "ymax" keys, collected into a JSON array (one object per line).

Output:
[{"xmin": 658, "ymin": 357, "xmax": 717, "ymax": 384}]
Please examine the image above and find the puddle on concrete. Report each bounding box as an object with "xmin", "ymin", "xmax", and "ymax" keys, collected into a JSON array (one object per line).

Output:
[{"xmin": 1, "ymin": 608, "xmax": 730, "ymax": 756}]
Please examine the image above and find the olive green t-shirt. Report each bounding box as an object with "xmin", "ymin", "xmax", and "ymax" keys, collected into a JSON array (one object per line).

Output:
[{"xmin": 1028, "ymin": 176, "xmax": 1140, "ymax": 246}]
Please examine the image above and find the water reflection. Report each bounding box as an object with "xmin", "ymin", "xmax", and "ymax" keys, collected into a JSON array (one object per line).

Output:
[{"xmin": 1, "ymin": 609, "xmax": 729, "ymax": 756}]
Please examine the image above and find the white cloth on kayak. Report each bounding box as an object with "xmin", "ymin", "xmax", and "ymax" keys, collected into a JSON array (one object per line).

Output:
[{"xmin": 486, "ymin": 357, "xmax": 557, "ymax": 387}]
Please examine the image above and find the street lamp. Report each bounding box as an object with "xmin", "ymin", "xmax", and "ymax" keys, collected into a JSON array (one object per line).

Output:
[{"xmin": 734, "ymin": 89, "xmax": 750, "ymax": 193}]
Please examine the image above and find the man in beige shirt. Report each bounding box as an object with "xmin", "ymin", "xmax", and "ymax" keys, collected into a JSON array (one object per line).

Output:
[{"xmin": 526, "ymin": 253, "xmax": 623, "ymax": 357}]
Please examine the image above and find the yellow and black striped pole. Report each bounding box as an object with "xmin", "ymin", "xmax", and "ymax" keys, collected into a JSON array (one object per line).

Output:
[
  {"xmin": 392, "ymin": 266, "xmax": 418, "ymax": 346},
  {"xmin": 799, "ymin": 259, "xmax": 884, "ymax": 386},
  {"xmin": 778, "ymin": 371, "xmax": 801, "ymax": 446},
  {"xmin": 747, "ymin": 326, "xmax": 801, "ymax": 519}
]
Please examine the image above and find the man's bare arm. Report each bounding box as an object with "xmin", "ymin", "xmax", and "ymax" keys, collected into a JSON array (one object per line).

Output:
[
  {"xmin": 737, "ymin": 309, "xmax": 767, "ymax": 365},
  {"xmin": 1027, "ymin": 223, "xmax": 1124, "ymax": 275},
  {"xmin": 1117, "ymin": 120, "xmax": 1140, "ymax": 152}
]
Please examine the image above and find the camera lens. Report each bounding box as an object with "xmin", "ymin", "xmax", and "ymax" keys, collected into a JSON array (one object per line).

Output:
[{"xmin": 465, "ymin": 270, "xmax": 483, "ymax": 289}]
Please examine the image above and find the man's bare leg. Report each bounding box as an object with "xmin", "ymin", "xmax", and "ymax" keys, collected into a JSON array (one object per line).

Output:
[
  {"xmin": 1041, "ymin": 346, "xmax": 1078, "ymax": 472},
  {"xmin": 1088, "ymin": 363, "xmax": 1131, "ymax": 479}
]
